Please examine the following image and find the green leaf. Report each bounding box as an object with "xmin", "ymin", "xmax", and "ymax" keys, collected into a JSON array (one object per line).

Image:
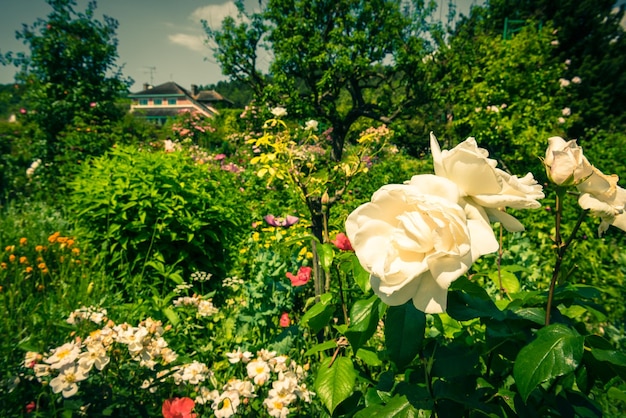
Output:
[
  {"xmin": 356, "ymin": 347, "xmax": 382, "ymax": 367},
  {"xmin": 304, "ymin": 340, "xmax": 337, "ymax": 357},
  {"xmin": 355, "ymin": 395, "xmax": 420, "ymax": 418},
  {"xmin": 447, "ymin": 277, "xmax": 504, "ymax": 321},
  {"xmin": 317, "ymin": 243, "xmax": 335, "ymax": 272},
  {"xmin": 301, "ymin": 293, "xmax": 334, "ymax": 333},
  {"xmin": 161, "ymin": 307, "xmax": 180, "ymax": 326},
  {"xmin": 314, "ymin": 356, "xmax": 357, "ymax": 414},
  {"xmin": 345, "ymin": 294, "xmax": 381, "ymax": 352},
  {"xmin": 341, "ymin": 253, "xmax": 371, "ymax": 293},
  {"xmin": 513, "ymin": 323, "xmax": 584, "ymax": 402},
  {"xmin": 488, "ymin": 268, "xmax": 521, "ymax": 294},
  {"xmin": 607, "ymin": 387, "xmax": 626, "ymax": 402},
  {"xmin": 384, "ymin": 302, "xmax": 425, "ymax": 369}
]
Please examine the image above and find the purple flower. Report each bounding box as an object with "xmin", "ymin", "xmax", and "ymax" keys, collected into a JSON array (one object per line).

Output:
[{"xmin": 264, "ymin": 214, "xmax": 300, "ymax": 228}]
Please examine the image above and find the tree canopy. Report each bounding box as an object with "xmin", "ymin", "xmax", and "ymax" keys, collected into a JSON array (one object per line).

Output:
[
  {"xmin": 2, "ymin": 0, "xmax": 131, "ymax": 161},
  {"xmin": 205, "ymin": 0, "xmax": 441, "ymax": 160}
]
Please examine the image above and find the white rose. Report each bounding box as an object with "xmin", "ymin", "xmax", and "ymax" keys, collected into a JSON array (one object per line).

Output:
[
  {"xmin": 304, "ymin": 119, "xmax": 319, "ymax": 131},
  {"xmin": 430, "ymin": 133, "xmax": 544, "ymax": 232},
  {"xmin": 544, "ymin": 136, "xmax": 593, "ymax": 187},
  {"xmin": 270, "ymin": 106, "xmax": 287, "ymax": 118},
  {"xmin": 345, "ymin": 175, "xmax": 498, "ymax": 313},
  {"xmin": 577, "ymin": 166, "xmax": 626, "ymax": 235}
]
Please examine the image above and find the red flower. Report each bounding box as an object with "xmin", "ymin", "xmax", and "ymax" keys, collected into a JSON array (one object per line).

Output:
[
  {"xmin": 331, "ymin": 233, "xmax": 354, "ymax": 251},
  {"xmin": 286, "ymin": 266, "xmax": 312, "ymax": 286},
  {"xmin": 162, "ymin": 397, "xmax": 197, "ymax": 418},
  {"xmin": 279, "ymin": 312, "xmax": 290, "ymax": 327},
  {"xmin": 25, "ymin": 401, "xmax": 36, "ymax": 413}
]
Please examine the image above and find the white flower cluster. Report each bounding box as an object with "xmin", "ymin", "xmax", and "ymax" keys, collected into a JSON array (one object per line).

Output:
[
  {"xmin": 197, "ymin": 348, "xmax": 314, "ymax": 418},
  {"xmin": 222, "ymin": 276, "xmax": 244, "ymax": 289},
  {"xmin": 24, "ymin": 318, "xmax": 177, "ymax": 398},
  {"xmin": 172, "ymin": 295, "xmax": 219, "ymax": 317},
  {"xmin": 66, "ymin": 306, "xmax": 108, "ymax": 325},
  {"xmin": 190, "ymin": 271, "xmax": 212, "ymax": 282},
  {"xmin": 26, "ymin": 159, "xmax": 42, "ymax": 178}
]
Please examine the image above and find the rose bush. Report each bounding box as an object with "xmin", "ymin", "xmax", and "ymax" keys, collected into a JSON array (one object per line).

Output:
[
  {"xmin": 345, "ymin": 174, "xmax": 499, "ymax": 313},
  {"xmin": 543, "ymin": 136, "xmax": 593, "ymax": 186},
  {"xmin": 430, "ymin": 133, "xmax": 544, "ymax": 232}
]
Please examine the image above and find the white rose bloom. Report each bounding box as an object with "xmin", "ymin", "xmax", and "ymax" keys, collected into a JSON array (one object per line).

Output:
[
  {"xmin": 544, "ymin": 136, "xmax": 593, "ymax": 187},
  {"xmin": 270, "ymin": 106, "xmax": 287, "ymax": 118},
  {"xmin": 304, "ymin": 119, "xmax": 319, "ymax": 131},
  {"xmin": 430, "ymin": 133, "xmax": 544, "ymax": 232},
  {"xmin": 346, "ymin": 175, "xmax": 498, "ymax": 313},
  {"xmin": 577, "ymin": 166, "xmax": 626, "ymax": 235}
]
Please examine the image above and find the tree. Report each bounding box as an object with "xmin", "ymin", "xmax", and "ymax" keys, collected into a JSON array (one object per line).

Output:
[
  {"xmin": 475, "ymin": 0, "xmax": 626, "ymax": 137},
  {"xmin": 2, "ymin": 0, "xmax": 131, "ymax": 164},
  {"xmin": 204, "ymin": 0, "xmax": 440, "ymax": 162}
]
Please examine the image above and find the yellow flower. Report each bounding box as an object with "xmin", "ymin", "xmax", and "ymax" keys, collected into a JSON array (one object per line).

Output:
[
  {"xmin": 1, "ymin": 262, "xmax": 7, "ymax": 269},
  {"xmin": 71, "ymin": 248, "xmax": 80, "ymax": 255},
  {"xmin": 5, "ymin": 245, "xmax": 14, "ymax": 252}
]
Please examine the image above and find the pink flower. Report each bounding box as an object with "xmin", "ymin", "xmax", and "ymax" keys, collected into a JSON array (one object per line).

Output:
[
  {"xmin": 214, "ymin": 153, "xmax": 226, "ymax": 161},
  {"xmin": 286, "ymin": 266, "xmax": 312, "ymax": 286},
  {"xmin": 331, "ymin": 233, "xmax": 354, "ymax": 251},
  {"xmin": 264, "ymin": 214, "xmax": 299, "ymax": 228},
  {"xmin": 89, "ymin": 102, "xmax": 96, "ymax": 108},
  {"xmin": 162, "ymin": 397, "xmax": 197, "ymax": 418},
  {"xmin": 279, "ymin": 312, "xmax": 290, "ymax": 327},
  {"xmin": 25, "ymin": 402, "xmax": 36, "ymax": 413}
]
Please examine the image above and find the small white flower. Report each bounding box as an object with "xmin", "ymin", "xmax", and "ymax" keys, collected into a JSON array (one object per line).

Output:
[
  {"xmin": 50, "ymin": 363, "xmax": 88, "ymax": 398},
  {"xmin": 213, "ymin": 390, "xmax": 241, "ymax": 418},
  {"xmin": 247, "ymin": 358, "xmax": 271, "ymax": 385},
  {"xmin": 270, "ymin": 106, "xmax": 287, "ymax": 118},
  {"xmin": 226, "ymin": 348, "xmax": 253, "ymax": 364},
  {"xmin": 559, "ymin": 78, "xmax": 570, "ymax": 88},
  {"xmin": 562, "ymin": 107, "xmax": 571, "ymax": 116},
  {"xmin": 571, "ymin": 76, "xmax": 582, "ymax": 84},
  {"xmin": 304, "ymin": 119, "xmax": 318, "ymax": 131},
  {"xmin": 45, "ymin": 342, "xmax": 81, "ymax": 370}
]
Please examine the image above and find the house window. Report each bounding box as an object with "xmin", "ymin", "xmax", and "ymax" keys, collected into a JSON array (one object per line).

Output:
[
  {"xmin": 139, "ymin": 99, "xmax": 148, "ymax": 105},
  {"xmin": 153, "ymin": 99, "xmax": 162, "ymax": 105},
  {"xmin": 167, "ymin": 98, "xmax": 177, "ymax": 105}
]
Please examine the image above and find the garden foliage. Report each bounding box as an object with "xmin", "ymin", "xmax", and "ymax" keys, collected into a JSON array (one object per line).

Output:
[{"xmin": 69, "ymin": 145, "xmax": 248, "ymax": 284}]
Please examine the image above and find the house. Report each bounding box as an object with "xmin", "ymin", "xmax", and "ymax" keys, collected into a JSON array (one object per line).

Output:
[{"xmin": 128, "ymin": 81, "xmax": 233, "ymax": 124}]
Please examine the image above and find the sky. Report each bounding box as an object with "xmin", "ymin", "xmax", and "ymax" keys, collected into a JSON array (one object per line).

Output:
[{"xmin": 0, "ymin": 0, "xmax": 480, "ymax": 92}]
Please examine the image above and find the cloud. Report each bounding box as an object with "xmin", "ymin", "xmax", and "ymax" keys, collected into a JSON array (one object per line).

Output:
[
  {"xmin": 191, "ymin": 1, "xmax": 242, "ymax": 29},
  {"xmin": 168, "ymin": 33, "xmax": 206, "ymax": 52}
]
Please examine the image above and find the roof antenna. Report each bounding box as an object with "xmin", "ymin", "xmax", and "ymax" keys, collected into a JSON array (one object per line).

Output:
[{"xmin": 144, "ymin": 66, "xmax": 156, "ymax": 85}]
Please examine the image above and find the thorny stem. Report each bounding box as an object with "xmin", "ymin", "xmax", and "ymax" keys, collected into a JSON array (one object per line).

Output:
[{"xmin": 545, "ymin": 189, "xmax": 588, "ymax": 326}]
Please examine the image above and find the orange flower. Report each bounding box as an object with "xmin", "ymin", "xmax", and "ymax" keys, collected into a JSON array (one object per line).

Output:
[
  {"xmin": 48, "ymin": 232, "xmax": 60, "ymax": 243},
  {"xmin": 9, "ymin": 254, "xmax": 16, "ymax": 263},
  {"xmin": 25, "ymin": 266, "xmax": 33, "ymax": 273},
  {"xmin": 0, "ymin": 262, "xmax": 7, "ymax": 269},
  {"xmin": 19, "ymin": 256, "xmax": 28, "ymax": 264},
  {"xmin": 35, "ymin": 245, "xmax": 44, "ymax": 252},
  {"xmin": 37, "ymin": 262, "xmax": 46, "ymax": 270},
  {"xmin": 19, "ymin": 237, "xmax": 28, "ymax": 246},
  {"xmin": 56, "ymin": 236, "xmax": 68, "ymax": 244},
  {"xmin": 72, "ymin": 248, "xmax": 80, "ymax": 255},
  {"xmin": 66, "ymin": 239, "xmax": 75, "ymax": 247},
  {"xmin": 5, "ymin": 245, "xmax": 14, "ymax": 252}
]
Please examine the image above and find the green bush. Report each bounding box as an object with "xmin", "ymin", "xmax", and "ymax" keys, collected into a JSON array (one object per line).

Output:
[{"xmin": 69, "ymin": 145, "xmax": 248, "ymax": 286}]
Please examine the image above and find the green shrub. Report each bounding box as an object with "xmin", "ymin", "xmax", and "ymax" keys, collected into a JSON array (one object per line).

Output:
[{"xmin": 69, "ymin": 145, "xmax": 248, "ymax": 286}]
